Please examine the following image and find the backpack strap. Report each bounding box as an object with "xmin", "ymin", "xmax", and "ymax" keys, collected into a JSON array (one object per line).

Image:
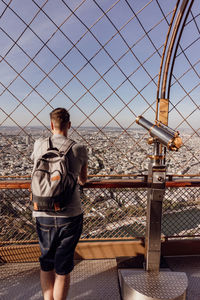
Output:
[
  {"xmin": 47, "ymin": 137, "xmax": 60, "ymax": 151},
  {"xmin": 48, "ymin": 137, "xmax": 53, "ymax": 150}
]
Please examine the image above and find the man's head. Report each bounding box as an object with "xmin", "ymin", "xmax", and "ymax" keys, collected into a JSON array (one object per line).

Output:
[{"xmin": 50, "ymin": 108, "xmax": 71, "ymax": 136}]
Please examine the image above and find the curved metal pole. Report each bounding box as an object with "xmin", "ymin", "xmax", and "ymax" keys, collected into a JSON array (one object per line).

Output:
[
  {"xmin": 166, "ymin": 0, "xmax": 195, "ymax": 99},
  {"xmin": 156, "ymin": 0, "xmax": 180, "ymax": 120},
  {"xmin": 161, "ymin": 0, "xmax": 189, "ymax": 99},
  {"xmin": 156, "ymin": 0, "xmax": 195, "ymax": 121}
]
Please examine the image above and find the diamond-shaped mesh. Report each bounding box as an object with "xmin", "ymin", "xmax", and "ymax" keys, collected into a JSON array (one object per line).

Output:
[
  {"xmin": 0, "ymin": 1, "xmax": 200, "ymax": 250},
  {"xmin": 162, "ymin": 186, "xmax": 200, "ymax": 237},
  {"xmin": 1, "ymin": 186, "xmax": 200, "ymax": 244},
  {"xmin": 82, "ymin": 187, "xmax": 147, "ymax": 239},
  {"xmin": 0, "ymin": 0, "xmax": 199, "ymax": 177},
  {"xmin": 0, "ymin": 189, "xmax": 37, "ymax": 242}
]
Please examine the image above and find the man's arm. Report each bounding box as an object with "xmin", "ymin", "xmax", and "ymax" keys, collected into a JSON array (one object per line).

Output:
[{"xmin": 78, "ymin": 163, "xmax": 88, "ymax": 186}]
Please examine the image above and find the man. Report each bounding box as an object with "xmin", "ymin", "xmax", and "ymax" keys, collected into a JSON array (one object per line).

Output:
[{"xmin": 31, "ymin": 108, "xmax": 88, "ymax": 300}]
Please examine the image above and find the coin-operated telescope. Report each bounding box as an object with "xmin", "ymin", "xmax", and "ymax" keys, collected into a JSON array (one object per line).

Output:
[
  {"xmin": 135, "ymin": 116, "xmax": 183, "ymax": 273},
  {"xmin": 118, "ymin": 116, "xmax": 187, "ymax": 299},
  {"xmin": 136, "ymin": 115, "xmax": 182, "ymax": 151}
]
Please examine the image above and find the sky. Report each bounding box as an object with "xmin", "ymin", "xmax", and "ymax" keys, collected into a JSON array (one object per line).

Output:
[{"xmin": 0, "ymin": 0, "xmax": 199, "ymax": 131}]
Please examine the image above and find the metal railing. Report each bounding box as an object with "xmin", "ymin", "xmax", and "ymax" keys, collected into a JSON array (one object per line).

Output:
[{"xmin": 0, "ymin": 175, "xmax": 200, "ymax": 246}]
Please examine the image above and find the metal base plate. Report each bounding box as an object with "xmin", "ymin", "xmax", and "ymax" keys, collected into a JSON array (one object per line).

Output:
[{"xmin": 119, "ymin": 269, "xmax": 188, "ymax": 300}]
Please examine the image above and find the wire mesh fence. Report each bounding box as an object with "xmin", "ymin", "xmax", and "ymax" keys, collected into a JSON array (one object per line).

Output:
[
  {"xmin": 0, "ymin": 0, "xmax": 200, "ymax": 266},
  {"xmin": 0, "ymin": 185, "xmax": 200, "ymax": 244},
  {"xmin": 0, "ymin": 0, "xmax": 199, "ymax": 179},
  {"xmin": 0, "ymin": 189, "xmax": 36, "ymax": 242}
]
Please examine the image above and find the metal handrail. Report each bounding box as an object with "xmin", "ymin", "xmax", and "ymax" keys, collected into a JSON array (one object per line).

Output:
[{"xmin": 0, "ymin": 175, "xmax": 200, "ymax": 189}]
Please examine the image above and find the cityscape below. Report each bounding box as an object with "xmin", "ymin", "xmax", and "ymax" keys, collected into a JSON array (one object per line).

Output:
[{"xmin": 0, "ymin": 126, "xmax": 199, "ymax": 177}]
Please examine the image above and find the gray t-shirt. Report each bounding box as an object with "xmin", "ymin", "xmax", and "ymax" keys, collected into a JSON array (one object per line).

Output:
[{"xmin": 31, "ymin": 134, "xmax": 88, "ymax": 218}]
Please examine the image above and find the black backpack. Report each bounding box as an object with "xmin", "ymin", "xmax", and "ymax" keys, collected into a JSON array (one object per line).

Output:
[{"xmin": 31, "ymin": 137, "xmax": 76, "ymax": 212}]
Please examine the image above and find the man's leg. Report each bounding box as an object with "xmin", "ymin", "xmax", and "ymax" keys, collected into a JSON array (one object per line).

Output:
[
  {"xmin": 53, "ymin": 273, "xmax": 70, "ymax": 300},
  {"xmin": 40, "ymin": 270, "xmax": 55, "ymax": 300}
]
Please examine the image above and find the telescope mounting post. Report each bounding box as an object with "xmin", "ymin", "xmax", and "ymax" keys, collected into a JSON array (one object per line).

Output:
[
  {"xmin": 118, "ymin": 117, "xmax": 187, "ymax": 300},
  {"xmin": 145, "ymin": 140, "xmax": 166, "ymax": 272}
]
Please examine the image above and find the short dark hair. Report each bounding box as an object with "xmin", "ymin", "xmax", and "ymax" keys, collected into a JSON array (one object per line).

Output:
[{"xmin": 50, "ymin": 108, "xmax": 70, "ymax": 131}]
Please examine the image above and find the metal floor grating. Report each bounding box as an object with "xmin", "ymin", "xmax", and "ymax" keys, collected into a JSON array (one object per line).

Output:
[
  {"xmin": 165, "ymin": 256, "xmax": 200, "ymax": 300},
  {"xmin": 68, "ymin": 259, "xmax": 121, "ymax": 300},
  {"xmin": 0, "ymin": 257, "xmax": 200, "ymax": 300},
  {"xmin": 0, "ymin": 259, "xmax": 121, "ymax": 300}
]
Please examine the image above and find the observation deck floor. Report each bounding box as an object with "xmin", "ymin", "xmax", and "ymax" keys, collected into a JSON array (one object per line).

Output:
[{"xmin": 0, "ymin": 256, "xmax": 200, "ymax": 300}]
